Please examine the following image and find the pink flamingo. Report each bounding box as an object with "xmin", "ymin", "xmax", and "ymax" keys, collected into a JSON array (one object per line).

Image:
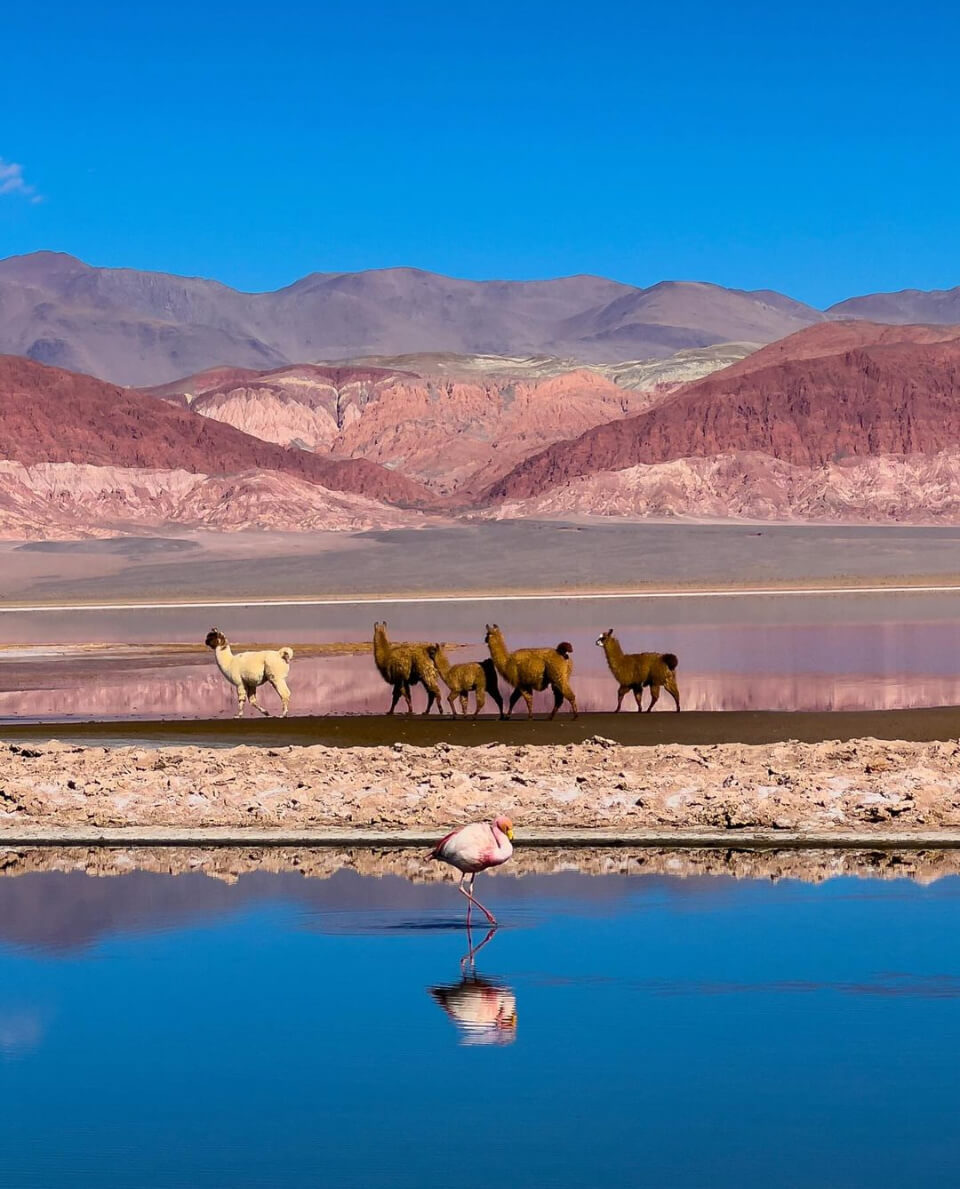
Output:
[{"xmin": 430, "ymin": 815, "xmax": 515, "ymax": 926}]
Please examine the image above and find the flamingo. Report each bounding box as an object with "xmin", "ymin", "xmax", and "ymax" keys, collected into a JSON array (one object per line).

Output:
[{"xmin": 429, "ymin": 815, "xmax": 514, "ymax": 926}]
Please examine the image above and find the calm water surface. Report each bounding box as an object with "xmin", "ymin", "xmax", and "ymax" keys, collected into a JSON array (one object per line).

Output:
[{"xmin": 1, "ymin": 854, "xmax": 959, "ymax": 1186}]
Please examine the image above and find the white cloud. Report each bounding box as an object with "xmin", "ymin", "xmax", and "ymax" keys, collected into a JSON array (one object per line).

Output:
[{"xmin": 0, "ymin": 157, "xmax": 42, "ymax": 203}]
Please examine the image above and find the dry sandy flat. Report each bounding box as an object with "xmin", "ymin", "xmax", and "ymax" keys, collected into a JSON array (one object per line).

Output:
[
  {"xmin": 4, "ymin": 521, "xmax": 960, "ymax": 602},
  {"xmin": 2, "ymin": 734, "xmax": 959, "ymax": 834}
]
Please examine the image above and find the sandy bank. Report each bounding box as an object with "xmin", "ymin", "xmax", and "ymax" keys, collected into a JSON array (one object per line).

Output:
[{"xmin": 2, "ymin": 735, "xmax": 960, "ymax": 834}]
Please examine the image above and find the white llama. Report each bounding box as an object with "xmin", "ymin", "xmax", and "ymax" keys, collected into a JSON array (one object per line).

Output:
[{"xmin": 204, "ymin": 628, "xmax": 294, "ymax": 717}]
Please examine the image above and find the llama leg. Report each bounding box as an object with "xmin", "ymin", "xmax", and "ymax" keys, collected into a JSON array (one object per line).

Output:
[
  {"xmin": 616, "ymin": 684, "xmax": 629, "ymax": 712},
  {"xmin": 507, "ymin": 687, "xmax": 523, "ymax": 719},
  {"xmin": 388, "ymin": 683, "xmax": 403, "ymax": 714},
  {"xmin": 234, "ymin": 684, "xmax": 247, "ymax": 718},
  {"xmin": 473, "ymin": 688, "xmax": 485, "ymax": 718},
  {"xmin": 247, "ymin": 682, "xmax": 270, "ymax": 716},
  {"xmin": 522, "ymin": 689, "xmax": 535, "ymax": 719},
  {"xmin": 566, "ymin": 687, "xmax": 579, "ymax": 719},
  {"xmin": 424, "ymin": 681, "xmax": 443, "ymax": 715},
  {"xmin": 646, "ymin": 685, "xmax": 661, "ymax": 712},
  {"xmin": 271, "ymin": 677, "xmax": 291, "ymax": 718},
  {"xmin": 633, "ymin": 689, "xmax": 644, "ymax": 712},
  {"xmin": 667, "ymin": 678, "xmax": 681, "ymax": 712},
  {"xmin": 403, "ymin": 682, "xmax": 414, "ymax": 715},
  {"xmin": 488, "ymin": 679, "xmax": 505, "ymax": 720},
  {"xmin": 447, "ymin": 691, "xmax": 458, "ymax": 717},
  {"xmin": 548, "ymin": 686, "xmax": 563, "ymax": 721}
]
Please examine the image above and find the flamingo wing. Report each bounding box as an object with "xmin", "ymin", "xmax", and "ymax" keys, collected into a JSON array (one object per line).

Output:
[{"xmin": 431, "ymin": 821, "xmax": 497, "ymax": 869}]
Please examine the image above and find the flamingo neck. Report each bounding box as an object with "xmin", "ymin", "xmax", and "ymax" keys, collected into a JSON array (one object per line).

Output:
[{"xmin": 491, "ymin": 822, "xmax": 512, "ymax": 856}]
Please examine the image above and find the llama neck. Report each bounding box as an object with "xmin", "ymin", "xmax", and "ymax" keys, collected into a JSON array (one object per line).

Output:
[
  {"xmin": 373, "ymin": 628, "xmax": 391, "ymax": 670},
  {"xmin": 487, "ymin": 631, "xmax": 511, "ymax": 675},
  {"xmin": 603, "ymin": 636, "xmax": 627, "ymax": 679},
  {"xmin": 433, "ymin": 648, "xmax": 451, "ymax": 680},
  {"xmin": 214, "ymin": 643, "xmax": 235, "ymax": 677}
]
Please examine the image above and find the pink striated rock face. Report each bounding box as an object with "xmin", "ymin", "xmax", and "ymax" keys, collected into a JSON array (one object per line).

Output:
[
  {"xmin": 486, "ymin": 450, "xmax": 960, "ymax": 524},
  {"xmin": 0, "ymin": 462, "xmax": 434, "ymax": 538},
  {"xmin": 149, "ymin": 365, "xmax": 653, "ymax": 494}
]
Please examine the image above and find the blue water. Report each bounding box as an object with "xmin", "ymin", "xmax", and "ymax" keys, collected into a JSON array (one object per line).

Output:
[{"xmin": 1, "ymin": 858, "xmax": 959, "ymax": 1187}]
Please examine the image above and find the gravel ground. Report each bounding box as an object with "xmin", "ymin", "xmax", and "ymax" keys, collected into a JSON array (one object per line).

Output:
[{"xmin": 1, "ymin": 735, "xmax": 959, "ymax": 833}]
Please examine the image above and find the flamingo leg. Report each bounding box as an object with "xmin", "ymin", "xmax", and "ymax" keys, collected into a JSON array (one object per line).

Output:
[
  {"xmin": 458, "ymin": 876, "xmax": 474, "ymax": 926},
  {"xmin": 461, "ymin": 923, "xmax": 497, "ymax": 971},
  {"xmin": 461, "ymin": 872, "xmax": 496, "ymax": 927}
]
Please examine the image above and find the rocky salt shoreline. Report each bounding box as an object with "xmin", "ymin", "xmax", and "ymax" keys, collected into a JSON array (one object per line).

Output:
[
  {"xmin": 0, "ymin": 735, "xmax": 958, "ymax": 834},
  {"xmin": 2, "ymin": 845, "xmax": 959, "ymax": 885}
]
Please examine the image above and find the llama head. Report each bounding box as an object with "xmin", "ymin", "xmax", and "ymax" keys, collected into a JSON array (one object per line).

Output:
[
  {"xmin": 595, "ymin": 629, "xmax": 614, "ymax": 647},
  {"xmin": 205, "ymin": 628, "xmax": 227, "ymax": 650},
  {"xmin": 555, "ymin": 641, "xmax": 573, "ymax": 658},
  {"xmin": 484, "ymin": 623, "xmax": 501, "ymax": 643}
]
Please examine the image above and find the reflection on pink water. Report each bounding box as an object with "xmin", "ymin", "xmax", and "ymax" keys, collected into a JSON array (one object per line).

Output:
[{"xmin": 0, "ymin": 649, "xmax": 959, "ymax": 719}]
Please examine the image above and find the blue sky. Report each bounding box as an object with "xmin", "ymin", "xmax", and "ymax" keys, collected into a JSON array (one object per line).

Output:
[{"xmin": 2, "ymin": 0, "xmax": 958, "ymax": 306}]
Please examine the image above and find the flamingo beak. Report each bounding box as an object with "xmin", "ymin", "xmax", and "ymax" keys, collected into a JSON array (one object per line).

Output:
[{"xmin": 506, "ymin": 827, "xmax": 515, "ymax": 841}]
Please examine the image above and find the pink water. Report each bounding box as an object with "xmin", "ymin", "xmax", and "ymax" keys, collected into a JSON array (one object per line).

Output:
[{"xmin": 1, "ymin": 592, "xmax": 959, "ymax": 718}]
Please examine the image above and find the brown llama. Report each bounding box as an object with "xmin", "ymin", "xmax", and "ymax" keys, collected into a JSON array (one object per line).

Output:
[
  {"xmin": 595, "ymin": 628, "xmax": 680, "ymax": 712},
  {"xmin": 428, "ymin": 644, "xmax": 506, "ymax": 719},
  {"xmin": 484, "ymin": 624, "xmax": 579, "ymax": 720},
  {"xmin": 372, "ymin": 621, "xmax": 444, "ymax": 715}
]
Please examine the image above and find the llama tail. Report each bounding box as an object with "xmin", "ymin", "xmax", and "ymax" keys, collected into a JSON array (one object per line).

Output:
[
  {"xmin": 661, "ymin": 653, "xmax": 679, "ymax": 671},
  {"xmin": 279, "ymin": 646, "xmax": 294, "ymax": 663}
]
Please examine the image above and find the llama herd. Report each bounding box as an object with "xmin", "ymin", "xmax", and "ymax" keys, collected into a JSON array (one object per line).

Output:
[{"xmin": 205, "ymin": 621, "xmax": 681, "ymax": 719}]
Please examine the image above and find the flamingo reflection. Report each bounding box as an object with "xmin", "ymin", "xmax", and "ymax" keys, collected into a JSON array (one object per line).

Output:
[{"xmin": 429, "ymin": 924, "xmax": 518, "ymax": 1045}]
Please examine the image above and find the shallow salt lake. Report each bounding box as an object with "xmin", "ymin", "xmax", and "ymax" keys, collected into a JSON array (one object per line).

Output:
[
  {"xmin": 1, "ymin": 851, "xmax": 959, "ymax": 1187},
  {"xmin": 3, "ymin": 589, "xmax": 960, "ymax": 718}
]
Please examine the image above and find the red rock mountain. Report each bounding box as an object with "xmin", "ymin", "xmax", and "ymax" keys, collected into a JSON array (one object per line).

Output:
[
  {"xmin": 482, "ymin": 324, "xmax": 960, "ymax": 503},
  {"xmin": 0, "ymin": 355, "xmax": 431, "ymax": 506},
  {"xmin": 145, "ymin": 362, "xmax": 656, "ymax": 495}
]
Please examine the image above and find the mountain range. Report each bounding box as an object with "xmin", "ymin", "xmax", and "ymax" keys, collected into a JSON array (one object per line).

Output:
[
  {"xmin": 0, "ymin": 250, "xmax": 901, "ymax": 388},
  {"xmin": 3, "ymin": 250, "xmax": 960, "ymax": 534}
]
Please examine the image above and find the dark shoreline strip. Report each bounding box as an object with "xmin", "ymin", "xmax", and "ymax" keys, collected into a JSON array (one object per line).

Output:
[{"xmin": 1, "ymin": 706, "xmax": 960, "ymax": 748}]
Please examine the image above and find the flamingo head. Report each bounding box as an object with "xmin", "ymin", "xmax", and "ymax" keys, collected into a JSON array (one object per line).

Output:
[
  {"xmin": 494, "ymin": 814, "xmax": 514, "ymax": 841},
  {"xmin": 205, "ymin": 628, "xmax": 227, "ymax": 650}
]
